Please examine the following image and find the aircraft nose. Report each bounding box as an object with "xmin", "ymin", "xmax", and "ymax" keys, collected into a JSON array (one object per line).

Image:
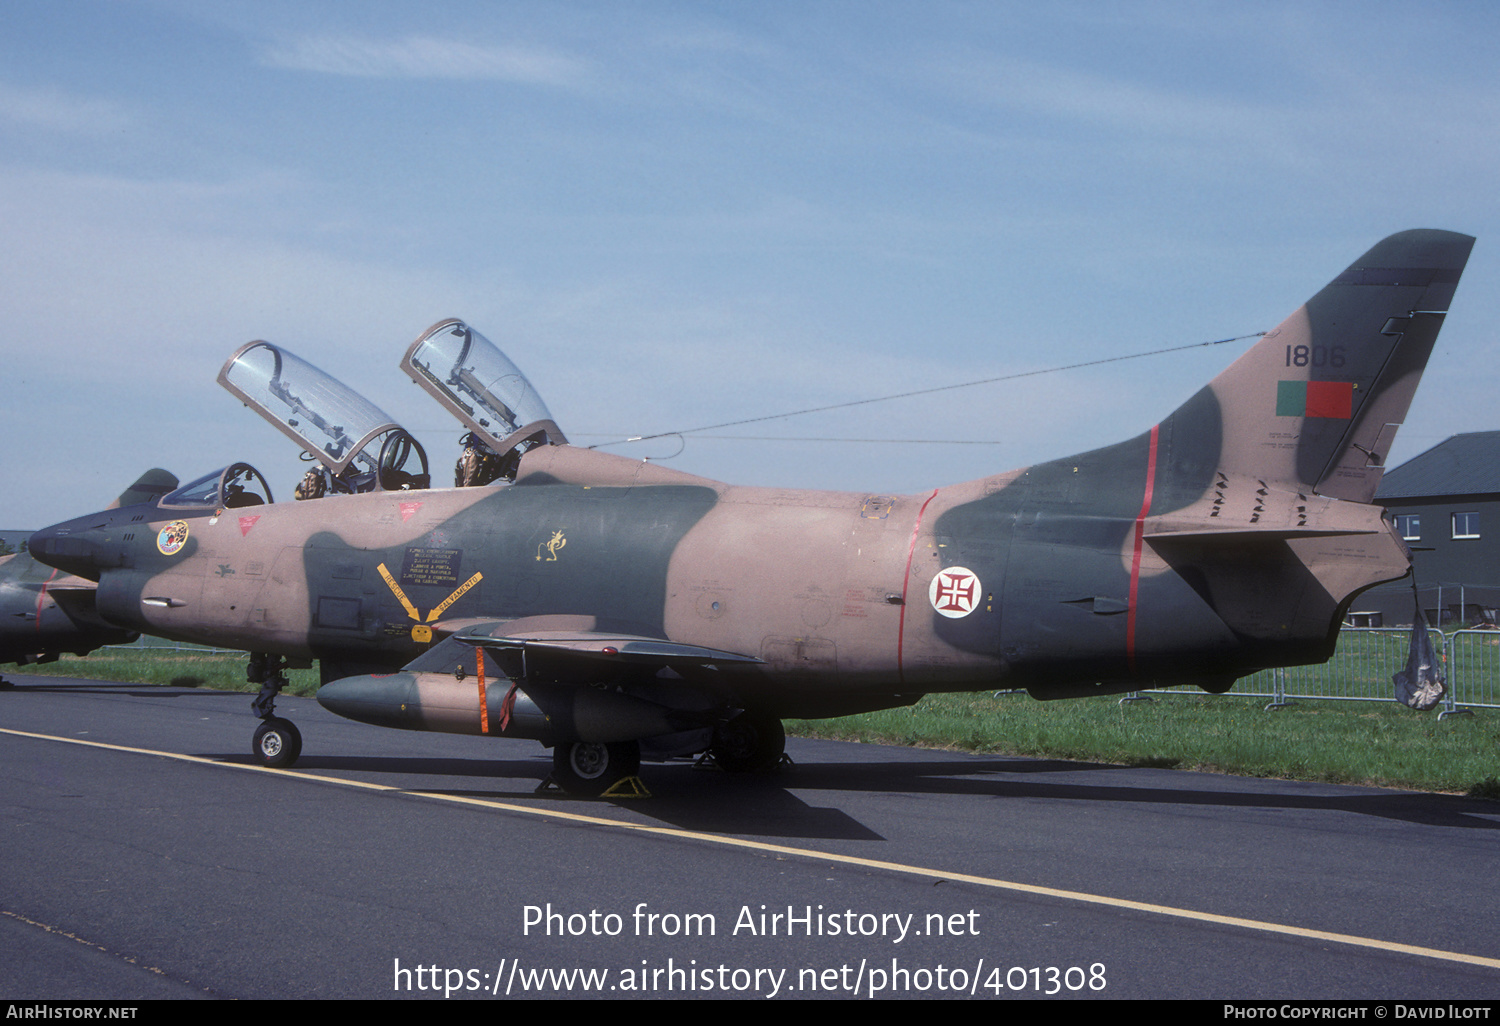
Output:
[{"xmin": 29, "ymin": 515, "xmax": 119, "ymax": 582}]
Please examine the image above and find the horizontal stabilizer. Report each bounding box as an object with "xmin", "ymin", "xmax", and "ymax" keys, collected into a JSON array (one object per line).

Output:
[{"xmin": 1144, "ymin": 526, "xmax": 1374, "ymax": 542}]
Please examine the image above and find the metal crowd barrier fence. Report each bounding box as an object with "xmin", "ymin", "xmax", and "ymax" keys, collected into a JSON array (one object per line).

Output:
[
  {"xmin": 1131, "ymin": 626, "xmax": 1500, "ymax": 714},
  {"xmin": 1442, "ymin": 629, "xmax": 1500, "ymax": 715},
  {"xmin": 1228, "ymin": 627, "xmax": 1444, "ymax": 709}
]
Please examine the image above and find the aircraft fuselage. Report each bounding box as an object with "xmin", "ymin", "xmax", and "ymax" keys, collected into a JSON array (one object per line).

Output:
[{"xmin": 42, "ymin": 437, "xmax": 1403, "ymax": 717}]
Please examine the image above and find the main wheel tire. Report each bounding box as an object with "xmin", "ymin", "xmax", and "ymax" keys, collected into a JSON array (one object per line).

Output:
[
  {"xmin": 253, "ymin": 717, "xmax": 302, "ymax": 768},
  {"xmin": 711, "ymin": 712, "xmax": 785, "ymax": 773},
  {"xmin": 551, "ymin": 740, "xmax": 641, "ymax": 796}
]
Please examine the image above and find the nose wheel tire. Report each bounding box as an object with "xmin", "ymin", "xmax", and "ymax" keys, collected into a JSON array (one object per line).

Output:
[
  {"xmin": 254, "ymin": 717, "xmax": 302, "ymax": 768},
  {"xmin": 551, "ymin": 740, "xmax": 640, "ymax": 795}
]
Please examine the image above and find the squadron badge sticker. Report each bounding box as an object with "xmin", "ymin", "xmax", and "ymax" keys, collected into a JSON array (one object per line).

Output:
[
  {"xmin": 929, "ymin": 567, "xmax": 981, "ymax": 618},
  {"xmin": 157, "ymin": 520, "xmax": 190, "ymax": 556}
]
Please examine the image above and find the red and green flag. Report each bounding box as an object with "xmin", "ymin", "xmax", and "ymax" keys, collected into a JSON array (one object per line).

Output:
[{"xmin": 1276, "ymin": 380, "xmax": 1353, "ymax": 419}]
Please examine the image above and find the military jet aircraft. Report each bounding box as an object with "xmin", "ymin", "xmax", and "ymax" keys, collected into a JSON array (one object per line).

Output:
[
  {"xmin": 1, "ymin": 470, "xmax": 178, "ymax": 683},
  {"xmin": 30, "ymin": 230, "xmax": 1474, "ymax": 793}
]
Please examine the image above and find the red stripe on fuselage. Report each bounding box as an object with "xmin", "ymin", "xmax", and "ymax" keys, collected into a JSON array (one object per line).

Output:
[
  {"xmin": 897, "ymin": 489, "xmax": 940, "ymax": 686},
  {"xmin": 1126, "ymin": 425, "xmax": 1160, "ymax": 673}
]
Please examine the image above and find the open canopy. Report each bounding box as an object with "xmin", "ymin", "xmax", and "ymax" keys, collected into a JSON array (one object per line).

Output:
[
  {"xmin": 402, "ymin": 319, "xmax": 566, "ymax": 464},
  {"xmin": 219, "ymin": 341, "xmax": 401, "ymax": 476}
]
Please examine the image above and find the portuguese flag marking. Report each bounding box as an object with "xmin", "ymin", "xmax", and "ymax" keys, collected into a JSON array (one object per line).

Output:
[{"xmin": 1276, "ymin": 380, "xmax": 1353, "ymax": 419}]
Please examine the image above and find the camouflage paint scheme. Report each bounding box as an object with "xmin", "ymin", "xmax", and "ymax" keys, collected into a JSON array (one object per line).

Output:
[
  {"xmin": 0, "ymin": 550, "xmax": 135, "ymax": 672},
  {"xmin": 29, "ymin": 231, "xmax": 1475, "ymax": 792},
  {"xmin": 1, "ymin": 470, "xmax": 178, "ymax": 678}
]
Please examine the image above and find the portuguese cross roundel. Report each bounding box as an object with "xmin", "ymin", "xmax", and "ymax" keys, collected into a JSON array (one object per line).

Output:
[{"xmin": 929, "ymin": 566, "xmax": 982, "ymax": 618}]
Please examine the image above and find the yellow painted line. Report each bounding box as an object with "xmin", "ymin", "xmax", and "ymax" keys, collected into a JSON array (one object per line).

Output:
[
  {"xmin": 5, "ymin": 725, "xmax": 1499, "ymax": 972},
  {"xmin": 0, "ymin": 727, "xmax": 401, "ymax": 794},
  {"xmin": 376, "ymin": 562, "xmax": 420, "ymax": 622}
]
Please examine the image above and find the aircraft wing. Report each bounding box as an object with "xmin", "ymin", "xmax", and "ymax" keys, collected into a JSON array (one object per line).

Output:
[{"xmin": 453, "ymin": 626, "xmax": 762, "ymax": 672}]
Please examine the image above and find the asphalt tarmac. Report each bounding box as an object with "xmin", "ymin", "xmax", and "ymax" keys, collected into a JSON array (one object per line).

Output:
[{"xmin": 3, "ymin": 673, "xmax": 1499, "ymax": 1001}]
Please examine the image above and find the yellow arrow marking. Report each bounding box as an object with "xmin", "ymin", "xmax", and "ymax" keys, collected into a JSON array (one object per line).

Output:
[
  {"xmin": 380, "ymin": 562, "xmax": 483, "ymax": 625},
  {"xmin": 426, "ymin": 572, "xmax": 483, "ymax": 623},
  {"xmin": 376, "ymin": 563, "xmax": 420, "ymax": 622}
]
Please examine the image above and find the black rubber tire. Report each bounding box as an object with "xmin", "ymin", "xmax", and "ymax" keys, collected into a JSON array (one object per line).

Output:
[
  {"xmin": 253, "ymin": 717, "xmax": 302, "ymax": 768},
  {"xmin": 551, "ymin": 740, "xmax": 641, "ymax": 795},
  {"xmin": 711, "ymin": 712, "xmax": 785, "ymax": 773}
]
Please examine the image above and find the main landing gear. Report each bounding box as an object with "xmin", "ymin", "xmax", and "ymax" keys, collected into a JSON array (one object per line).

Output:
[
  {"xmin": 549, "ymin": 740, "xmax": 641, "ymax": 796},
  {"xmin": 545, "ymin": 712, "xmax": 788, "ymax": 796},
  {"xmin": 710, "ymin": 711, "xmax": 786, "ymax": 773},
  {"xmin": 248, "ymin": 652, "xmax": 301, "ymax": 768}
]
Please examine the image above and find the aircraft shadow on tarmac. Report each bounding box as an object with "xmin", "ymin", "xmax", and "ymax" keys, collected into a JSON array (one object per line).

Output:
[
  {"xmin": 775, "ymin": 756, "xmax": 1500, "ymax": 833},
  {"xmin": 207, "ymin": 748, "xmax": 1500, "ymax": 839},
  {"xmin": 634, "ymin": 758, "xmax": 1500, "ymax": 836},
  {"xmin": 204, "ymin": 751, "xmax": 884, "ymax": 841}
]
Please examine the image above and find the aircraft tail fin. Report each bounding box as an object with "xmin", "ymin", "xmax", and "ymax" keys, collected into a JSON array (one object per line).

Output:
[
  {"xmin": 1157, "ymin": 230, "xmax": 1474, "ymax": 505},
  {"xmin": 106, "ymin": 469, "xmax": 179, "ymax": 510}
]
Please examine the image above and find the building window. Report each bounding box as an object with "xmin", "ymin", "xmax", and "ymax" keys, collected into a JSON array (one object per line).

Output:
[
  {"xmin": 1453, "ymin": 512, "xmax": 1480, "ymax": 539},
  {"xmin": 1394, "ymin": 514, "xmax": 1421, "ymax": 541}
]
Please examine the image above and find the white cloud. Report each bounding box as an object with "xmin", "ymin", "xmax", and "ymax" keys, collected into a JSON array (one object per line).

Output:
[
  {"xmin": 262, "ymin": 34, "xmax": 590, "ymax": 87},
  {"xmin": 0, "ymin": 83, "xmax": 134, "ymax": 135},
  {"xmin": 931, "ymin": 54, "xmax": 1289, "ymax": 146}
]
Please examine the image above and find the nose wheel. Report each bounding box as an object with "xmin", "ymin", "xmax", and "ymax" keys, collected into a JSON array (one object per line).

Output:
[
  {"xmin": 253, "ymin": 717, "xmax": 303, "ymax": 768},
  {"xmin": 247, "ymin": 652, "xmax": 301, "ymax": 768}
]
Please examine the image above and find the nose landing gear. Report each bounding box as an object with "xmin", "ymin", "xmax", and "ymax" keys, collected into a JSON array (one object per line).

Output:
[
  {"xmin": 254, "ymin": 716, "xmax": 302, "ymax": 768},
  {"xmin": 248, "ymin": 652, "xmax": 301, "ymax": 768}
]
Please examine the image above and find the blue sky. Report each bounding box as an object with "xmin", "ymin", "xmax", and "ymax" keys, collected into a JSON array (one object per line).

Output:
[{"xmin": 3, "ymin": 1, "xmax": 1498, "ymax": 527}]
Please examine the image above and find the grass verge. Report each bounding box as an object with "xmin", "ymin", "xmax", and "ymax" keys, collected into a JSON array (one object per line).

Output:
[
  {"xmin": 17, "ymin": 650, "xmax": 320, "ymax": 697},
  {"xmin": 788, "ymin": 690, "xmax": 1500, "ymax": 795}
]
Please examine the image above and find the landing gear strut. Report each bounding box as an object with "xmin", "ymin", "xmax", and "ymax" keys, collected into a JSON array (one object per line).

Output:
[{"xmin": 248, "ymin": 652, "xmax": 301, "ymax": 768}]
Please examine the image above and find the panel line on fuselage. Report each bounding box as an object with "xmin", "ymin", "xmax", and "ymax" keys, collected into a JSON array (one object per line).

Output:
[{"xmin": 897, "ymin": 489, "xmax": 940, "ymax": 688}]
